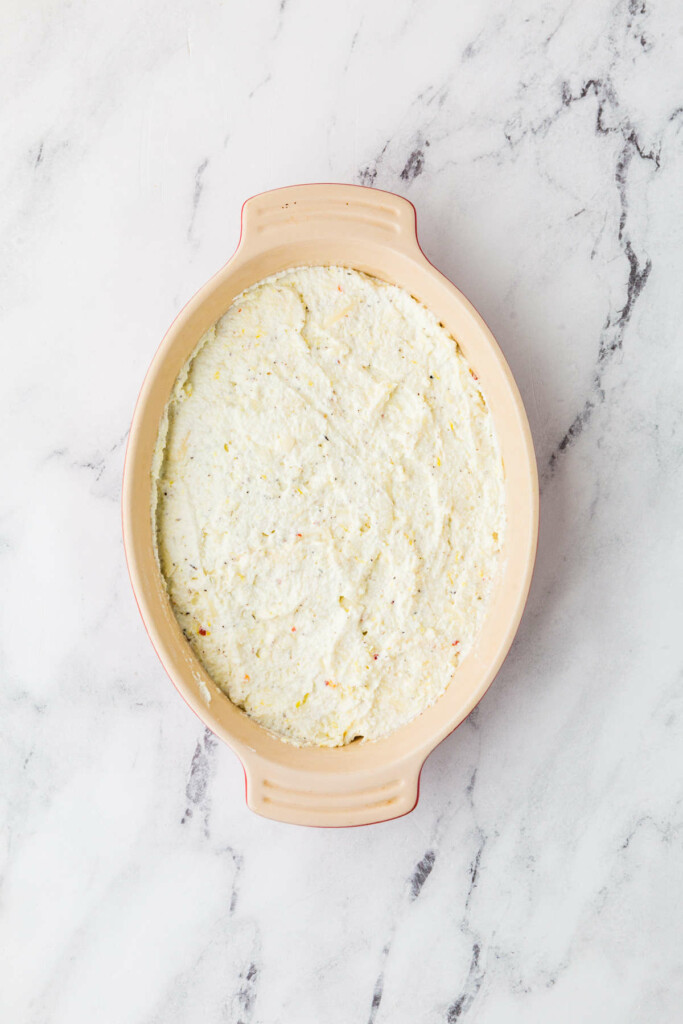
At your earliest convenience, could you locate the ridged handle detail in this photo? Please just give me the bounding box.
[238,184,420,259]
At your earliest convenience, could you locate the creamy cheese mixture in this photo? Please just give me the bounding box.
[153,266,505,746]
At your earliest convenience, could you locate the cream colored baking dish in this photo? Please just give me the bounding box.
[122,183,538,827]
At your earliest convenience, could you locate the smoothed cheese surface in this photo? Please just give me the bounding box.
[153,266,505,746]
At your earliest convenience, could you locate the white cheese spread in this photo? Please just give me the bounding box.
[153,266,505,746]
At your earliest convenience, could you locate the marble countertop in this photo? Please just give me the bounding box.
[2,0,682,1020]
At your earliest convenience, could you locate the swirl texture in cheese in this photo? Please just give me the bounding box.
[153,266,505,746]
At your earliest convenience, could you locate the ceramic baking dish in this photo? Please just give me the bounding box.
[122,183,538,827]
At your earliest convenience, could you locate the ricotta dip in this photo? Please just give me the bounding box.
[153,266,505,746]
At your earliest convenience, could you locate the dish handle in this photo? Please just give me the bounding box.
[240,748,425,827]
[237,183,422,261]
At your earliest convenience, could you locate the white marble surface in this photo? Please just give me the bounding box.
[2,0,682,1020]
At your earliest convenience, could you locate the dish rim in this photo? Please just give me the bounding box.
[122,183,539,826]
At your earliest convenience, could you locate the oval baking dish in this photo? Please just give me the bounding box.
[122,183,538,827]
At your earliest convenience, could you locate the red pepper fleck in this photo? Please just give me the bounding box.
[452,640,459,646]
[337,285,342,292]
[238,307,242,312]
[373,654,379,660]
[296,532,303,538]
[469,368,479,380]
[325,679,337,687]
[291,626,296,632]
[198,628,207,636]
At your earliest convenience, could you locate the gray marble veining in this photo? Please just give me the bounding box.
[1,0,682,1021]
